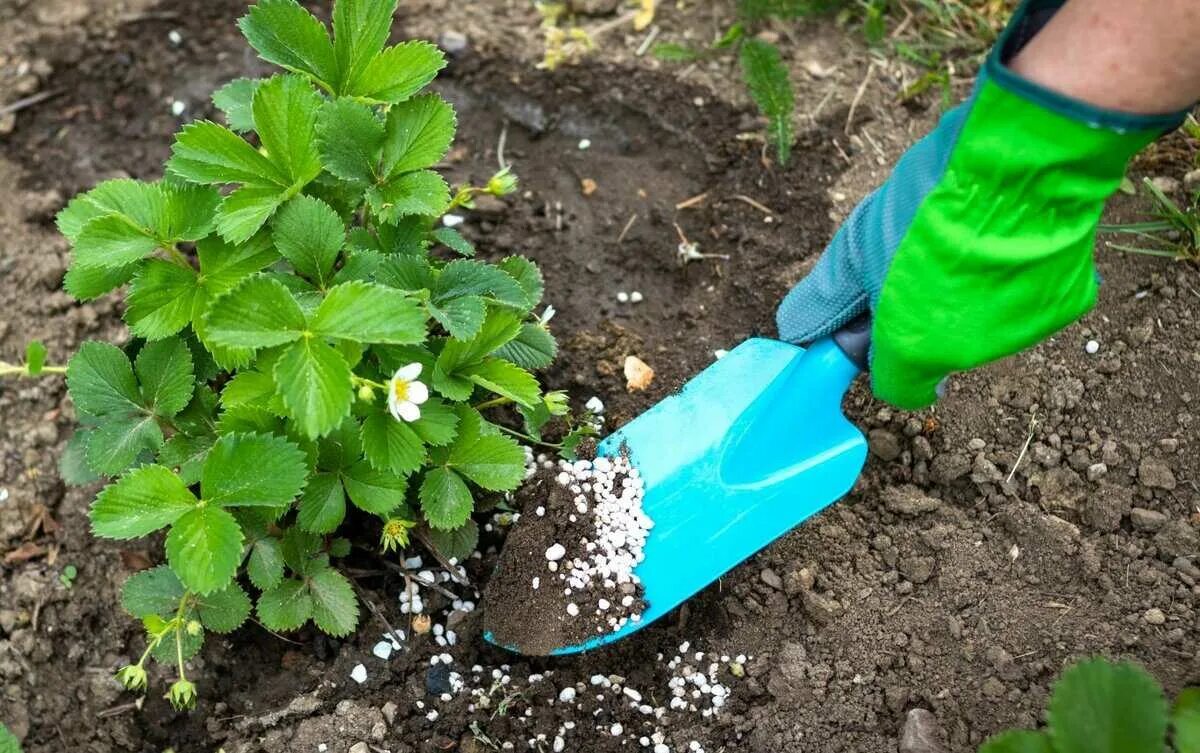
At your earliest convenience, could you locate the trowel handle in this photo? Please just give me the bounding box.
[830,312,872,372]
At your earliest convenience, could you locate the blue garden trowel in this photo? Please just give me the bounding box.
[487,315,872,655]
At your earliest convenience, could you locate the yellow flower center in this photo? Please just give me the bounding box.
[393,379,410,402]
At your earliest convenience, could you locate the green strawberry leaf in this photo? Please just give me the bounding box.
[331,0,397,94]
[419,467,473,531]
[212,77,261,132]
[216,184,289,244]
[257,578,313,632]
[1173,688,1200,753]
[308,281,427,344]
[274,338,354,439]
[465,358,540,408]
[380,93,456,178]
[448,431,525,492]
[351,40,445,104]
[361,413,426,476]
[204,275,306,350]
[125,260,200,339]
[341,460,407,516]
[432,226,475,257]
[67,341,142,417]
[1047,658,1168,753]
[272,195,345,288]
[91,465,196,539]
[201,432,308,508]
[135,337,195,418]
[166,506,244,595]
[251,74,323,187]
[121,565,185,618]
[367,170,450,224]
[410,398,459,446]
[307,567,358,636]
[316,98,385,183]
[238,0,337,89]
[297,472,346,533]
[85,413,164,476]
[196,581,253,633]
[247,537,286,592]
[493,324,557,370]
[167,120,288,187]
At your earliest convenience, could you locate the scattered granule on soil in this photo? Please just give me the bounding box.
[483,453,653,654]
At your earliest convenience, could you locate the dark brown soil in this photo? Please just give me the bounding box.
[1,1,1198,752]
[483,464,648,655]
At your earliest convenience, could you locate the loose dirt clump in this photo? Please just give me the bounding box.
[484,453,650,654]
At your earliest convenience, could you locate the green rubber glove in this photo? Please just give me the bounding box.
[776,0,1189,409]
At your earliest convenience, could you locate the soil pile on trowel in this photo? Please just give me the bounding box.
[484,447,652,654]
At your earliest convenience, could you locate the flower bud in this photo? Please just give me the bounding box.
[167,678,197,710]
[186,619,203,637]
[486,167,519,197]
[380,517,417,553]
[357,384,375,402]
[115,664,148,692]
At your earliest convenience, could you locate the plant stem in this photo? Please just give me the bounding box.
[173,593,191,681]
[352,375,388,390]
[0,362,67,377]
[474,396,513,411]
[496,424,560,449]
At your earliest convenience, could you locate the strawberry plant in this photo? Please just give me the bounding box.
[30,0,573,708]
[979,658,1199,753]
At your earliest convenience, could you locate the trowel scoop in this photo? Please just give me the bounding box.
[486,316,872,654]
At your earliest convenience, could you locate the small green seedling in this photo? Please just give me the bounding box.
[1103,177,1200,262]
[979,657,1200,753]
[651,1,801,165]
[59,564,78,589]
[0,340,64,378]
[1,0,583,709]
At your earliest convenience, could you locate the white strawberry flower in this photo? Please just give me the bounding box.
[388,363,429,422]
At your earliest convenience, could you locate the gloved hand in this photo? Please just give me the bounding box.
[777,0,1188,409]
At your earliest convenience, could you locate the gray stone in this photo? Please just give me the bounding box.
[1086,462,1108,482]
[930,453,971,485]
[1130,507,1168,532]
[1083,484,1131,532]
[438,30,469,56]
[869,429,903,462]
[760,568,783,591]
[1138,457,1177,490]
[882,485,941,516]
[1142,608,1166,625]
[1155,520,1199,560]
[801,591,842,624]
[899,708,945,753]
[899,556,935,585]
[349,743,370,753]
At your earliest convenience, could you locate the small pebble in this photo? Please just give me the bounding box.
[578,138,592,150]
[630,291,644,303]
[170,100,186,116]
[350,664,367,684]
[545,543,567,561]
[617,291,630,303]
[167,29,183,45]
[442,214,465,227]
[1085,339,1100,354]
[372,641,393,660]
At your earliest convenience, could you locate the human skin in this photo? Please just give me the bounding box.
[1010,0,1200,114]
